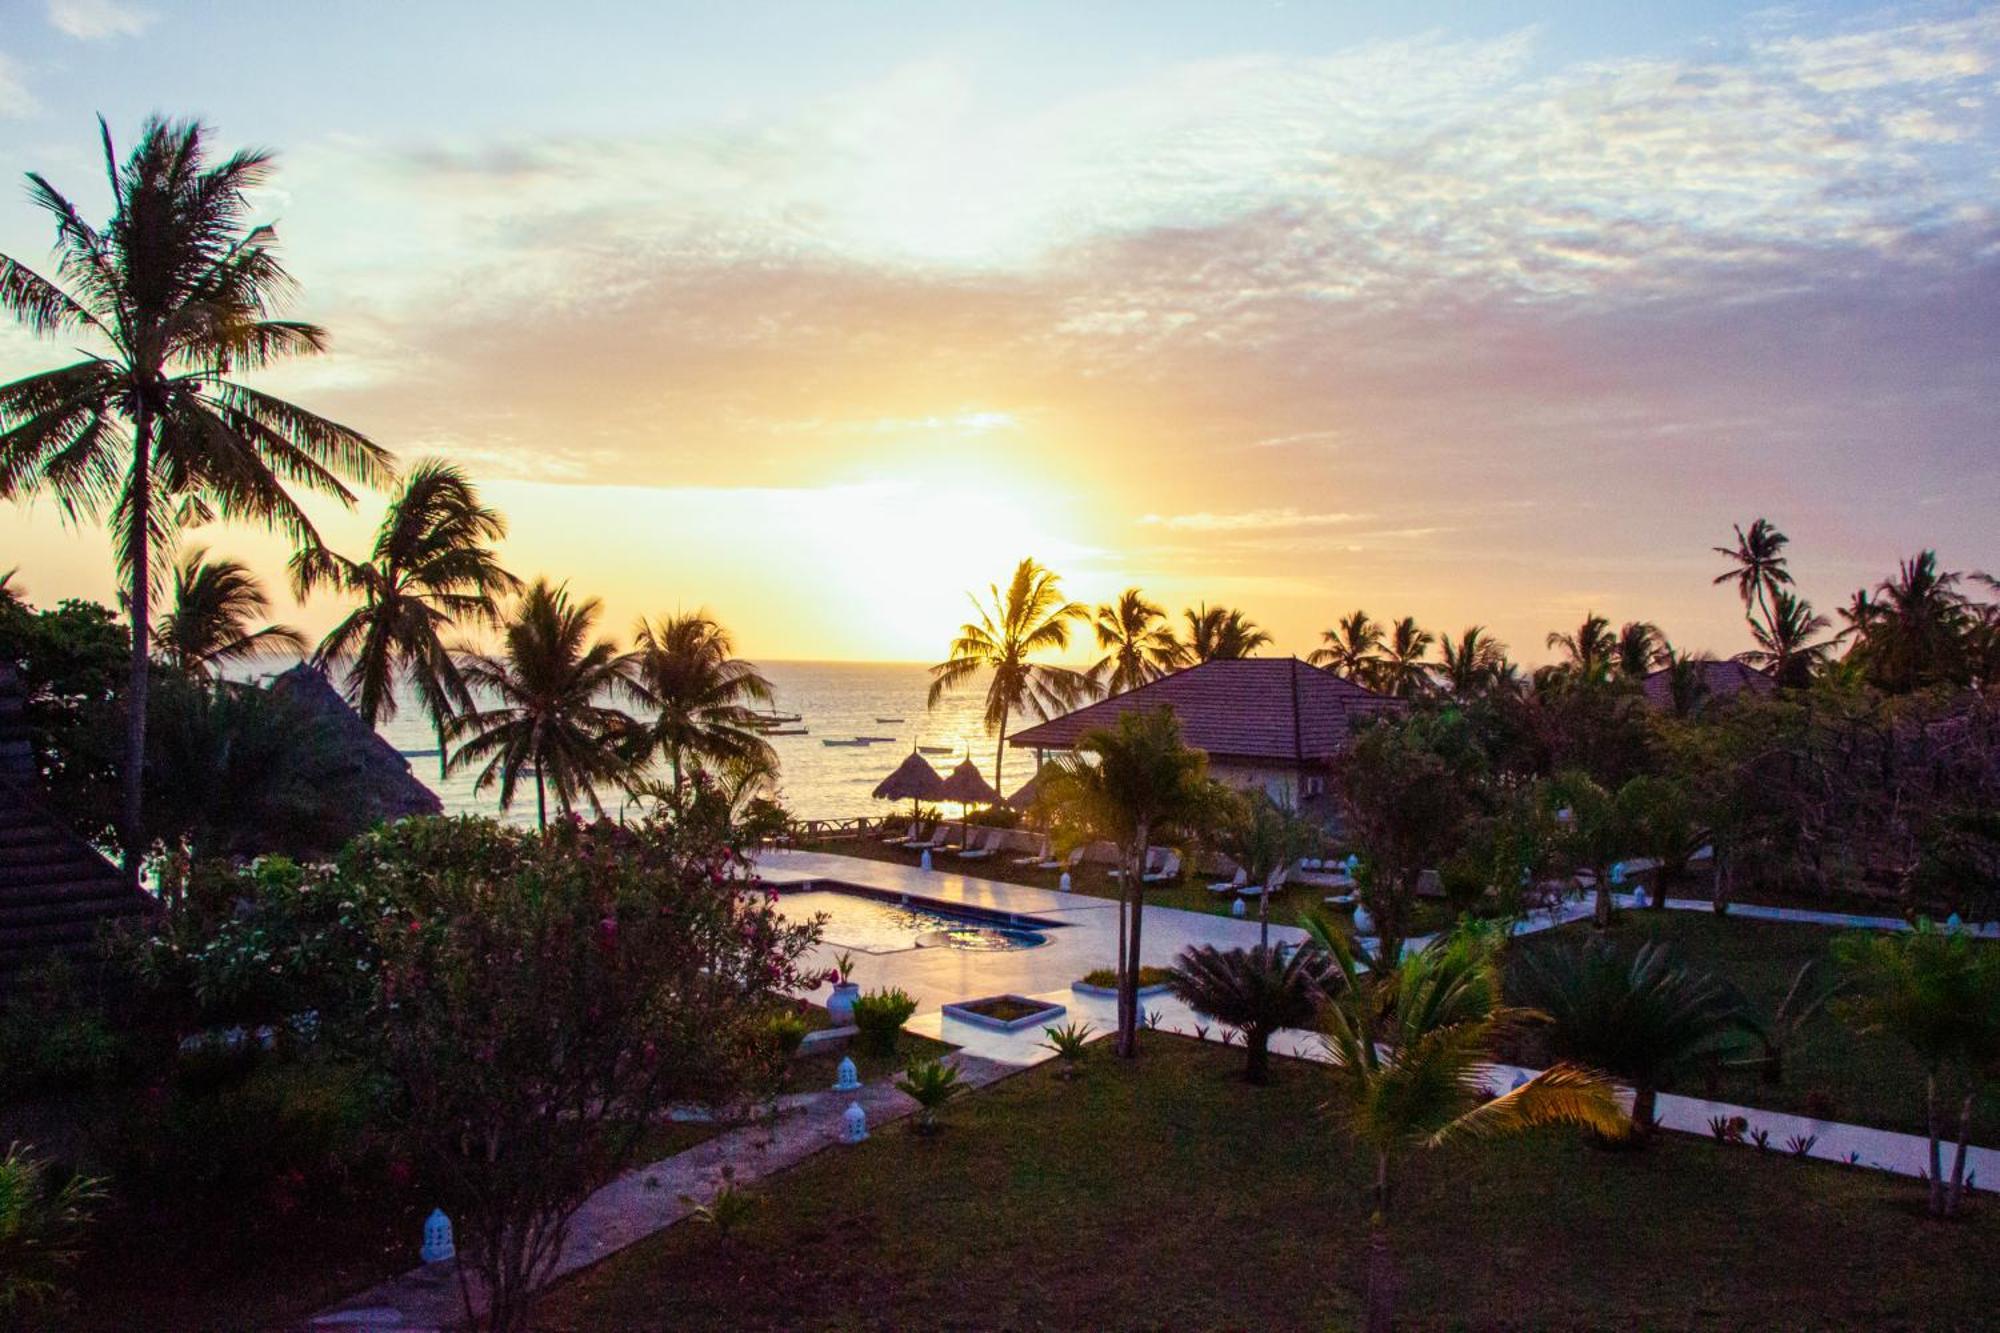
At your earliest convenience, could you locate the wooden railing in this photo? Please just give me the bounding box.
[781,815,886,843]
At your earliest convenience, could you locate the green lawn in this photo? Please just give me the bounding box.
[538,1036,1997,1331]
[1503,910,1999,1140]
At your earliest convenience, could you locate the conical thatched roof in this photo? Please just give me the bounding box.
[872,751,946,802]
[1005,765,1049,811]
[269,665,443,828]
[937,757,999,806]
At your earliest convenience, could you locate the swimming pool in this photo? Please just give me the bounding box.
[777,886,1058,953]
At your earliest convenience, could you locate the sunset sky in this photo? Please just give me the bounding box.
[1,1,1996,664]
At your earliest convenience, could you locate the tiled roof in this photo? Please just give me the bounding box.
[1640,657,1776,710]
[1008,658,1400,764]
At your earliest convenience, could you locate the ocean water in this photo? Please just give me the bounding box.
[353,660,1017,825]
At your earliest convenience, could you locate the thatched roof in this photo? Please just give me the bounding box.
[872,751,946,802]
[937,757,999,806]
[269,665,443,827]
[1005,766,1050,811]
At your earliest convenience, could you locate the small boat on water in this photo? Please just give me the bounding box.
[764,727,808,736]
[398,747,442,758]
[822,738,870,748]
[874,716,905,723]
[857,735,897,743]
[917,745,952,755]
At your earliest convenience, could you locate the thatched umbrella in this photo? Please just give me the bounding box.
[872,750,947,828]
[938,757,1000,844]
[268,664,444,832]
[1005,766,1047,815]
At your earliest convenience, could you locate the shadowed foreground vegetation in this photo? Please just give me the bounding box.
[539,1038,1998,1331]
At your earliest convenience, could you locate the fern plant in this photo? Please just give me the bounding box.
[0,1142,105,1316]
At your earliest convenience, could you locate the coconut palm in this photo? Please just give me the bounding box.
[0,117,390,874]
[448,580,634,829]
[1041,707,1225,1057]
[1847,551,1971,693]
[1656,647,1716,717]
[1221,787,1314,949]
[1167,942,1328,1084]
[1307,919,1625,1333]
[1374,616,1433,699]
[1741,589,1830,689]
[1541,769,1626,926]
[1614,621,1665,680]
[1546,613,1616,685]
[1512,935,1751,1140]
[1182,604,1271,662]
[1437,626,1506,697]
[622,612,775,791]
[1309,609,1383,684]
[1089,588,1184,694]
[151,547,304,679]
[927,558,1089,798]
[1712,518,1793,627]
[293,460,518,773]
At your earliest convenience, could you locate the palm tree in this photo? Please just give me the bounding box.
[1166,943,1327,1084]
[293,460,518,773]
[1088,588,1183,694]
[448,580,634,829]
[1308,919,1625,1333]
[1308,609,1383,684]
[151,547,304,679]
[1712,518,1793,627]
[1614,621,1664,680]
[1546,613,1616,685]
[1542,769,1626,926]
[1437,626,1506,697]
[1221,787,1313,949]
[1041,707,1223,1056]
[0,117,389,874]
[1656,647,1716,717]
[1741,589,1830,689]
[1182,604,1271,662]
[1847,551,1971,693]
[1512,935,1751,1139]
[622,612,775,791]
[927,558,1089,798]
[1374,616,1433,699]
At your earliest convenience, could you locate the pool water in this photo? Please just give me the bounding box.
[777,889,1051,953]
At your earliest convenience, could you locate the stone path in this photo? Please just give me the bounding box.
[312,1052,1019,1330]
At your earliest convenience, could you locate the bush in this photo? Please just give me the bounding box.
[0,1141,106,1317]
[0,955,123,1099]
[1080,966,1172,990]
[1167,944,1329,1084]
[894,1058,965,1134]
[765,1009,811,1059]
[965,806,1022,830]
[852,987,918,1057]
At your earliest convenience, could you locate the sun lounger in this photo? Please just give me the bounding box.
[1037,846,1083,873]
[895,822,937,849]
[1141,849,1182,884]
[1207,868,1249,895]
[956,828,1000,861]
[1012,835,1051,867]
[1237,865,1292,899]
[908,826,953,854]
[878,820,917,843]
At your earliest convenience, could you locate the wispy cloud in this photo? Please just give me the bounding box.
[45,0,155,40]
[0,53,35,118]
[1141,508,1362,532]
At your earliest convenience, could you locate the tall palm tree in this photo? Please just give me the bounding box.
[1546,613,1616,685]
[1182,604,1271,662]
[1712,518,1793,627]
[621,611,775,791]
[1307,918,1625,1333]
[1848,551,1971,693]
[1309,609,1383,684]
[293,460,518,775]
[1437,626,1506,696]
[1741,589,1830,689]
[1614,620,1665,680]
[0,117,389,875]
[927,558,1089,798]
[448,580,634,829]
[1373,616,1434,699]
[151,546,304,679]
[1089,588,1183,694]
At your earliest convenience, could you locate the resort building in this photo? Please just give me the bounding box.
[1008,657,1400,818]
[1639,657,1776,711]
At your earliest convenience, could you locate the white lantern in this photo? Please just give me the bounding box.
[421,1208,455,1264]
[842,1102,869,1143]
[833,1056,861,1092]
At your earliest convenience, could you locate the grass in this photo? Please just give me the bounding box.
[782,1030,956,1096]
[537,1035,1999,1331]
[1503,910,2000,1139]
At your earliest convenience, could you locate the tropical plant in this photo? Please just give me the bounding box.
[1713,518,1794,628]
[1834,922,2000,1217]
[1511,935,1751,1139]
[1374,616,1434,699]
[448,580,635,829]
[1309,608,1383,684]
[1166,943,1328,1084]
[1742,589,1830,689]
[1615,774,1704,911]
[1040,707,1227,1056]
[1089,588,1183,694]
[928,558,1088,797]
[151,546,304,678]
[1541,769,1627,927]
[1656,647,1717,717]
[679,1170,755,1242]
[1310,920,1625,1333]
[0,1141,106,1317]
[292,459,517,774]
[1546,613,1617,685]
[1182,603,1271,662]
[1737,958,1841,1087]
[1333,721,1472,960]
[852,987,918,1057]
[1614,621,1665,680]
[0,116,390,875]
[1220,787,1314,949]
[1437,625,1507,696]
[1038,1021,1093,1078]
[622,612,774,791]
[1845,551,1972,693]
[895,1057,966,1134]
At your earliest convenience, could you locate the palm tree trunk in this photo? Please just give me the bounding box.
[120,408,154,885]
[1594,864,1612,928]
[535,766,548,832]
[1364,1160,1394,1333]
[1926,1073,1945,1217]
[1258,872,1270,952]
[1118,827,1149,1058]
[436,716,448,781]
[993,710,1009,802]
[1946,1091,1974,1217]
[1632,1081,1657,1141]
